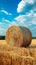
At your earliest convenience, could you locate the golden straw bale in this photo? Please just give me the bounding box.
[0,49,36,65]
[6,26,24,47]
[21,56,36,65]
[20,26,32,47]
[0,44,30,56]
[28,48,36,59]
[11,53,36,65]
[0,51,11,65]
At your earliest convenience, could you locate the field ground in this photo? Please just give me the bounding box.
[0,39,36,47]
[30,39,36,47]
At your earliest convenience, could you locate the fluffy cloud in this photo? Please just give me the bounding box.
[15,9,36,25]
[0,18,18,35]
[22,0,34,4]
[1,17,11,24]
[15,15,26,23]
[15,15,29,26]
[15,8,36,37]
[17,1,25,13]
[17,0,35,13]
[0,9,12,15]
[0,19,11,35]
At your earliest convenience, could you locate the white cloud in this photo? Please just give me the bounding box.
[0,28,5,31]
[0,18,11,35]
[15,15,26,23]
[25,10,36,25]
[26,9,36,16]
[22,0,34,4]
[4,19,11,23]
[0,18,18,35]
[26,10,34,16]
[15,15,27,25]
[2,17,11,23]
[15,8,36,26]
[15,8,36,37]
[0,18,11,34]
[17,0,34,13]
[0,9,12,15]
[32,20,36,24]
[17,1,25,13]
[15,15,28,26]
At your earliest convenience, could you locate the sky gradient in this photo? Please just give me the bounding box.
[0,0,36,37]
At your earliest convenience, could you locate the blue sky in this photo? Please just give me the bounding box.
[0,0,36,37]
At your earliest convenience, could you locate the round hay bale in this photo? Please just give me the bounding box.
[29,48,36,59]
[5,26,24,47]
[20,26,32,47]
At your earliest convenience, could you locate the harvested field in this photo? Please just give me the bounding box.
[30,39,36,47]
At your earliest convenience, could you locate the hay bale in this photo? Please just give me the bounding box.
[21,56,36,65]
[11,53,36,65]
[11,53,21,65]
[5,26,24,47]
[20,26,32,47]
[0,44,30,56]
[0,51,11,65]
[0,51,36,65]
[28,48,36,59]
[15,47,30,56]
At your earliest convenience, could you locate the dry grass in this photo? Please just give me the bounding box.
[30,39,36,47]
[0,39,36,47]
[0,40,6,45]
